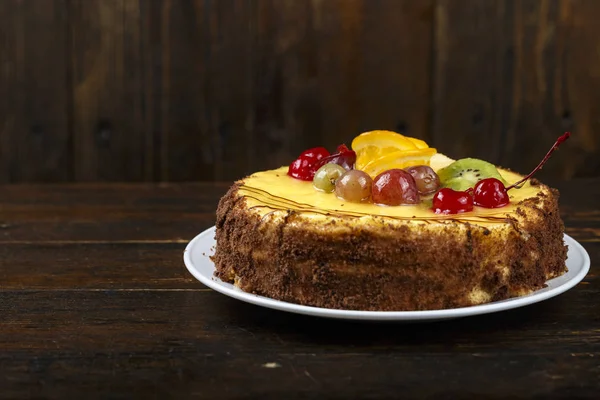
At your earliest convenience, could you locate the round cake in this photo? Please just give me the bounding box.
[213,133,568,311]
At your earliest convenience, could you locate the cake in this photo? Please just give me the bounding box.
[213,132,569,311]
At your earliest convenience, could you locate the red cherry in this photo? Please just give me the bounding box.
[287,147,330,180]
[300,147,330,161]
[430,132,570,213]
[336,144,351,153]
[473,178,509,208]
[288,157,311,180]
[432,188,474,214]
[470,132,571,207]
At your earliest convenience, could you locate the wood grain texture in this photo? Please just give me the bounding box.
[432,0,600,180]
[70,0,149,181]
[564,0,600,177]
[0,180,598,398]
[150,0,261,181]
[432,0,512,163]
[2,0,600,182]
[0,289,598,398]
[0,182,227,241]
[0,0,70,183]
[146,0,434,182]
[0,243,199,289]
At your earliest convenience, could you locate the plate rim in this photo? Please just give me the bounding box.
[183,226,591,321]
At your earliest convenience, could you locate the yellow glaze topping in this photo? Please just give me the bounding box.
[238,154,546,225]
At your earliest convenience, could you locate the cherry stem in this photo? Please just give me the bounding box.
[314,144,356,169]
[506,132,571,191]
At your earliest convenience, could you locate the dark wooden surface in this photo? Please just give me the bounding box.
[0,180,597,399]
[1,0,600,183]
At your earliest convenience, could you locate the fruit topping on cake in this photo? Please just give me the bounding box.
[372,169,420,206]
[316,144,357,171]
[287,145,356,181]
[353,130,436,176]
[287,147,330,180]
[433,132,570,213]
[334,170,373,203]
[437,158,507,192]
[215,129,570,311]
[287,130,570,215]
[404,165,440,195]
[313,163,346,193]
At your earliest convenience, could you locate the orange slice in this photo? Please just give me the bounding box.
[352,130,434,171]
[362,148,437,177]
[352,130,418,170]
[407,137,429,149]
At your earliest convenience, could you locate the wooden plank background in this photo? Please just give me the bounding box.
[0,0,599,183]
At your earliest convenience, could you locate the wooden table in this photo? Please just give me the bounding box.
[0,180,598,398]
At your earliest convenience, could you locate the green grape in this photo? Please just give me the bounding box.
[313,163,346,193]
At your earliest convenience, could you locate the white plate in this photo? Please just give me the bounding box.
[183,226,590,322]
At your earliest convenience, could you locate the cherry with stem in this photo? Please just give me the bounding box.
[506,132,571,190]
[436,132,571,213]
[473,132,571,208]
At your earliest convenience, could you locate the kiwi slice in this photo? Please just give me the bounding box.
[437,158,506,191]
